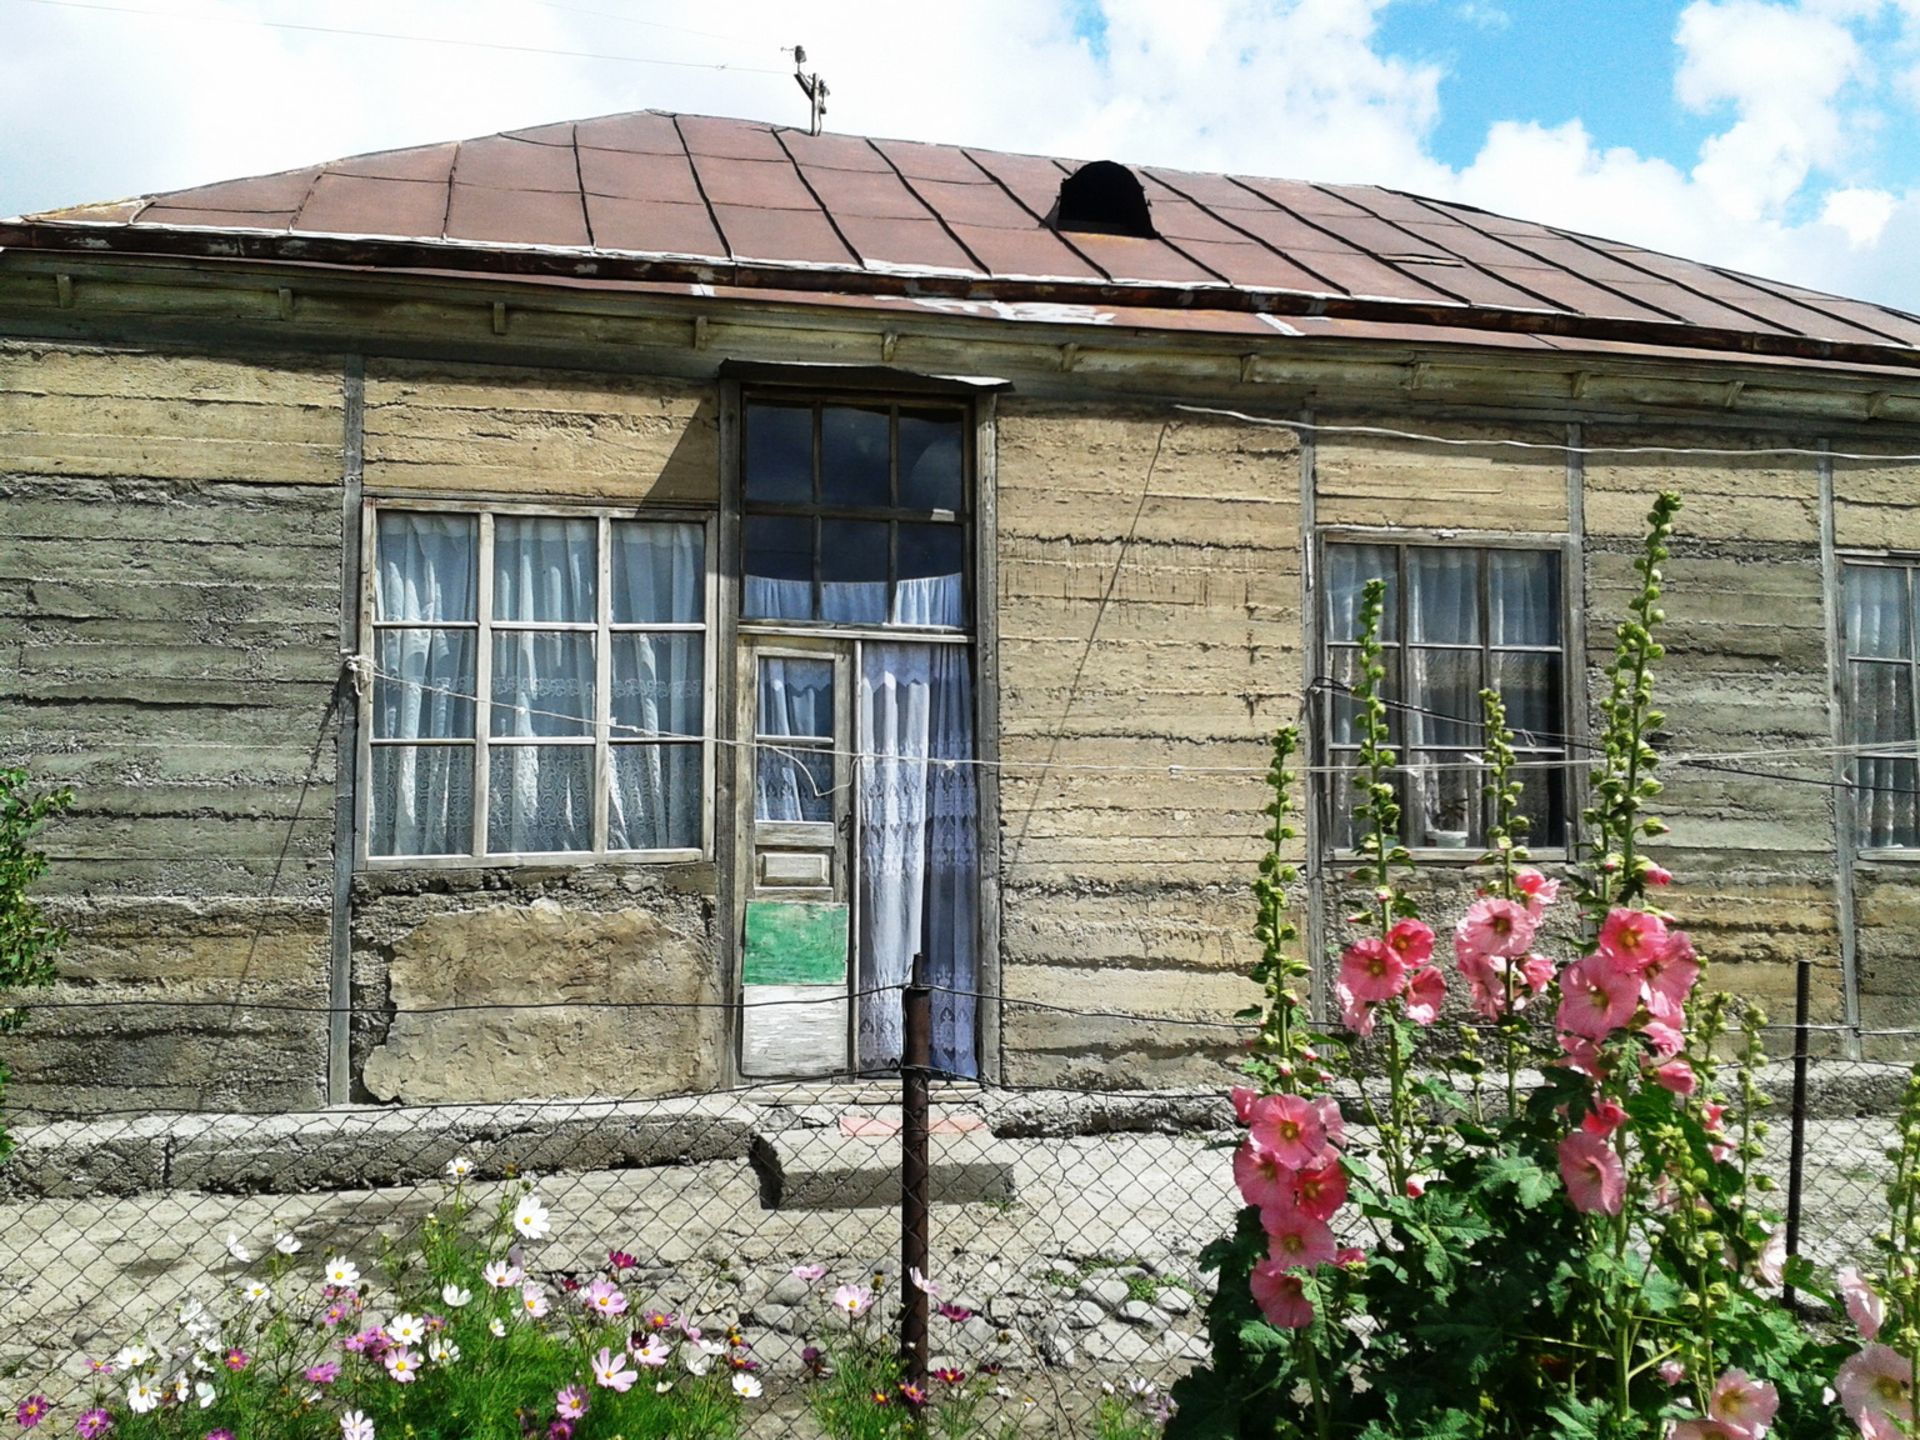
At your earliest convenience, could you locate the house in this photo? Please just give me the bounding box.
[2,109,1916,1116]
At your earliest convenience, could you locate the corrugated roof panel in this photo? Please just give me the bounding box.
[583,195,725,258]
[447,184,588,248]
[453,135,581,194]
[690,155,820,212]
[577,148,703,206]
[296,173,448,237]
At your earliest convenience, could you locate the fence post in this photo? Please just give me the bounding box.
[1783,953,1813,1309]
[901,950,932,1385]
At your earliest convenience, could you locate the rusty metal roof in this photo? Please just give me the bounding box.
[9,108,1920,373]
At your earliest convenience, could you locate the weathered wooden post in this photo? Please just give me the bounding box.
[901,949,932,1384]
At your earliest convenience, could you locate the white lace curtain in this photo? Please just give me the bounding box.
[1845,565,1920,848]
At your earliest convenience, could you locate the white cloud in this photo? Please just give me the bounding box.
[3,0,1920,311]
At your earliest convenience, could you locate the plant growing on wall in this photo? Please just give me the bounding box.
[1170,493,1846,1438]
[0,765,73,1162]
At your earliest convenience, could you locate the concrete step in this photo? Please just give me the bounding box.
[750,1124,1018,1209]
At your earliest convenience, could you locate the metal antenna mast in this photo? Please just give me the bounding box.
[791,43,828,135]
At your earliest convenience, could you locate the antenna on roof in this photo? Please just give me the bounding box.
[789,43,829,136]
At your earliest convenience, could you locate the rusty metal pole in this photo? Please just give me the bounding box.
[901,949,932,1385]
[1783,953,1813,1309]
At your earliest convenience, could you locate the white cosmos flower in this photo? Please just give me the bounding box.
[387,1314,426,1346]
[341,1409,375,1440]
[512,1196,551,1240]
[323,1257,361,1289]
[654,1381,673,1395]
[172,1376,189,1403]
[273,1233,302,1255]
[177,1299,215,1335]
[224,1233,252,1263]
[240,1279,272,1304]
[488,1318,507,1338]
[731,1373,763,1399]
[446,1156,474,1180]
[441,1283,472,1308]
[195,1381,216,1409]
[482,1260,523,1289]
[116,1341,155,1370]
[428,1337,459,1365]
[127,1379,162,1414]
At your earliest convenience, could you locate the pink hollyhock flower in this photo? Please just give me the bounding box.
[1291,1159,1348,1221]
[1261,1206,1337,1270]
[1404,966,1445,1026]
[1559,1033,1613,1081]
[1557,956,1640,1039]
[1653,1060,1697,1096]
[1457,897,1537,959]
[1514,869,1560,915]
[1558,1130,1625,1215]
[1314,1096,1346,1152]
[1456,946,1503,1019]
[1339,938,1407,1004]
[1660,1360,1687,1386]
[1230,1087,1259,1124]
[1839,1267,1886,1340]
[1754,1227,1786,1287]
[556,1387,589,1421]
[1708,1369,1778,1438]
[1335,1247,1366,1268]
[1837,1345,1914,1431]
[1644,862,1674,886]
[1385,919,1435,968]
[1519,953,1556,994]
[1248,1094,1329,1170]
[1644,938,1701,1023]
[1642,1018,1685,1059]
[1337,982,1377,1038]
[1233,1139,1294,1210]
[1598,908,1669,973]
[1580,1097,1627,1138]
[1405,1174,1430,1199]
[1249,1259,1313,1329]
[1668,1424,1736,1440]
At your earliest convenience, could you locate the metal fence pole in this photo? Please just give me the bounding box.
[1783,953,1813,1309]
[901,950,932,1385]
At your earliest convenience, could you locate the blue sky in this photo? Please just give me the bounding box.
[2,0,1919,307]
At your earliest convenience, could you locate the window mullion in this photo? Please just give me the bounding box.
[474,514,494,860]
[594,513,612,856]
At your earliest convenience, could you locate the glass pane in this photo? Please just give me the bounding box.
[744,514,814,621]
[899,409,965,511]
[758,657,834,739]
[1405,647,1480,749]
[1512,758,1568,848]
[1849,660,1916,847]
[1327,761,1402,852]
[896,524,965,625]
[487,744,592,853]
[1851,660,1915,745]
[821,405,892,507]
[1490,550,1560,646]
[745,403,813,503]
[756,747,835,823]
[610,743,703,851]
[1326,544,1397,642]
[1847,564,1910,659]
[372,629,475,740]
[1490,651,1561,745]
[1857,755,1920,849]
[1328,646,1397,746]
[612,521,704,624]
[1407,548,1480,644]
[493,516,597,624]
[820,519,889,624]
[375,512,475,623]
[1407,750,1480,848]
[612,633,705,739]
[370,745,473,856]
[491,631,595,738]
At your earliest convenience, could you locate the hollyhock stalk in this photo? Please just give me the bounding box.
[1476,685,1532,1116]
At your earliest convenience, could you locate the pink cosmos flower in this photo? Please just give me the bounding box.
[1385,919,1435,968]
[790,1263,828,1283]
[1337,982,1377,1037]
[520,1284,551,1319]
[1457,897,1537,959]
[1558,1130,1625,1215]
[1339,938,1407,1004]
[936,1301,972,1322]
[1708,1369,1778,1439]
[1404,966,1445,1026]
[591,1347,637,1393]
[1249,1258,1313,1329]
[1557,956,1640,1040]
[1232,1139,1294,1210]
[304,1362,341,1385]
[1261,1206,1337,1270]
[1248,1094,1329,1170]
[1598,908,1669,973]
[583,1279,628,1319]
[1580,1098,1627,1137]
[1290,1159,1348,1222]
[607,1250,638,1272]
[1653,1060,1697,1096]
[1837,1345,1914,1431]
[1839,1266,1886,1340]
[556,1386,589,1421]
[382,1348,421,1384]
[1230,1087,1259,1124]
[1514,869,1560,915]
[75,1413,113,1440]
[223,1349,249,1372]
[15,1396,50,1430]
[831,1284,874,1318]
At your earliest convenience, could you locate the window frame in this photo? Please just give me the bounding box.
[1316,528,1580,861]
[739,393,974,637]
[1839,551,1920,860]
[355,498,718,870]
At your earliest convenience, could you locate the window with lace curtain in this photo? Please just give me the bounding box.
[1842,560,1920,850]
[363,506,710,862]
[1323,540,1569,852]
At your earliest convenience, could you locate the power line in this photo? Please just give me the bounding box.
[7,0,790,74]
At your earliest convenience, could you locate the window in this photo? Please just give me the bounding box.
[742,399,968,628]
[365,507,709,861]
[1843,560,1920,849]
[1323,541,1568,851]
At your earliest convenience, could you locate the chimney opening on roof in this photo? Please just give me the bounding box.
[1052,160,1156,238]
